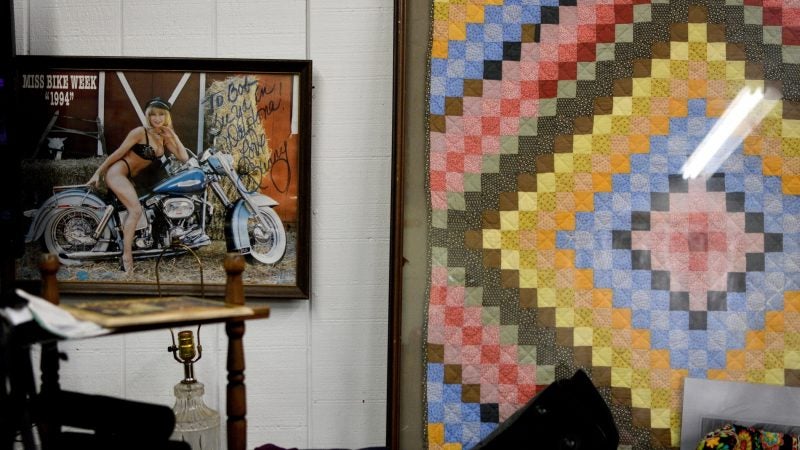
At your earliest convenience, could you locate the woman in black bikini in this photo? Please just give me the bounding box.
[88,97,189,274]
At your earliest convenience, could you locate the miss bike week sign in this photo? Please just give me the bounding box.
[18,70,101,159]
[21,72,99,106]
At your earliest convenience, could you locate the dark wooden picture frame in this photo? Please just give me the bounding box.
[388,0,429,448]
[12,56,311,299]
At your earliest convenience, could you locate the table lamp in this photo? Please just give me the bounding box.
[168,326,220,450]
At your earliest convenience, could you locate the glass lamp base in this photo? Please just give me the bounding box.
[171,381,220,450]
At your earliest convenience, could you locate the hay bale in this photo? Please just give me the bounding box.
[21,157,105,208]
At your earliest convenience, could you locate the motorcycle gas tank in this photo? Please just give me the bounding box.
[151,168,207,194]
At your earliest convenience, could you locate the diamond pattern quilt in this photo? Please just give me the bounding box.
[423,0,800,448]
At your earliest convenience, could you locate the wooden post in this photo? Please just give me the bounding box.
[224,253,247,450]
[39,254,60,306]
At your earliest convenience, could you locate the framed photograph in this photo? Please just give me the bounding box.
[12,56,311,299]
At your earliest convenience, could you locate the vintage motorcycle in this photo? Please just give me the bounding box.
[24,130,287,266]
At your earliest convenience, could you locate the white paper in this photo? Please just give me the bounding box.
[9,289,110,339]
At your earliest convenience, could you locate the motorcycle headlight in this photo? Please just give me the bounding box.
[162,198,195,219]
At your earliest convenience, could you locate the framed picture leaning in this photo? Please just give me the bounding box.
[12,56,311,299]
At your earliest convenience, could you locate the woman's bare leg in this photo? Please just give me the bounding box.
[104,161,140,273]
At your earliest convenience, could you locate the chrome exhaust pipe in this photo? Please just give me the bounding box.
[63,242,211,261]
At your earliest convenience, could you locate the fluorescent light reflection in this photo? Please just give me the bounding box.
[681,85,776,180]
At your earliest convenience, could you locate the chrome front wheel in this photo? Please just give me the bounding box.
[246,207,286,264]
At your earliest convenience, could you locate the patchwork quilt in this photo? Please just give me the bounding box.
[423,0,800,448]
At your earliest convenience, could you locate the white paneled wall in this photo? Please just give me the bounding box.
[12,0,394,448]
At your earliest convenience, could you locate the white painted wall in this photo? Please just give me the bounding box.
[12,1,394,448]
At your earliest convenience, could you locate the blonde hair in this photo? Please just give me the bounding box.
[145,104,172,128]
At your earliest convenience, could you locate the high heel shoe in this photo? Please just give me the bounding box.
[120,256,133,274]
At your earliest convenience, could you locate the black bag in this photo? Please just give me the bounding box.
[473,369,619,450]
